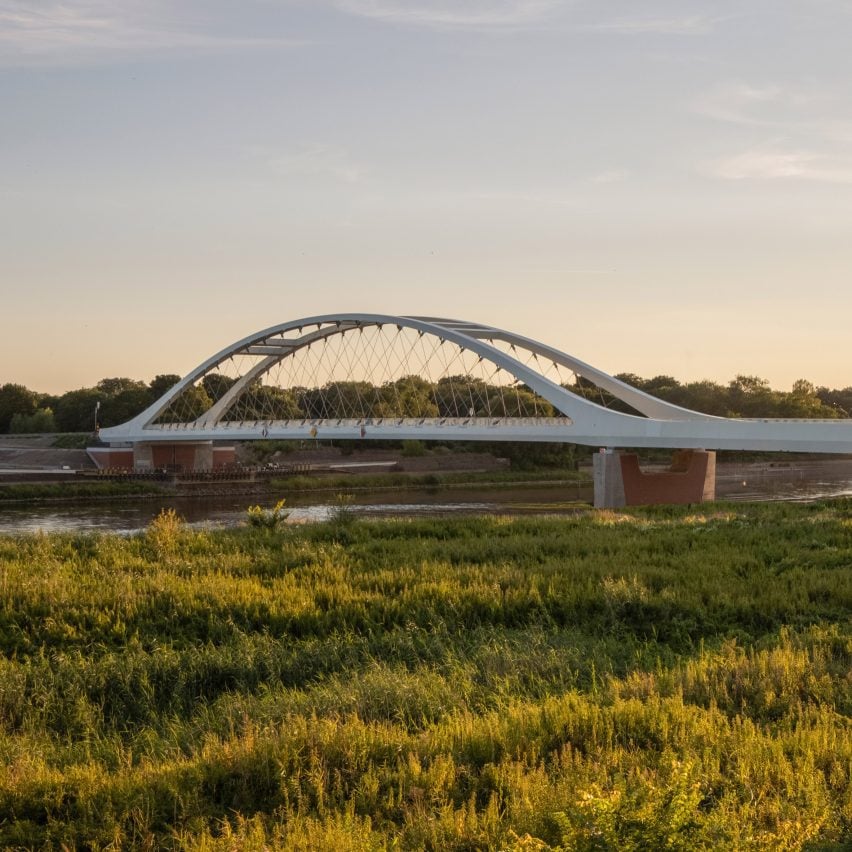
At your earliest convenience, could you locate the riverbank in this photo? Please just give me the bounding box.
[0,504,848,849]
[0,467,589,506]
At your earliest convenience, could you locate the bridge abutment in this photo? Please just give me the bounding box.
[594,449,716,508]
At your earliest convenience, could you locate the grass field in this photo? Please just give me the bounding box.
[0,502,849,849]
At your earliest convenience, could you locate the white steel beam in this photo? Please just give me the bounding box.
[98,312,852,454]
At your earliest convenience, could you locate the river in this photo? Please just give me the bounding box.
[2,460,852,535]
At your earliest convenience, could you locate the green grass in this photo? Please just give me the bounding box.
[0,468,586,507]
[50,433,90,449]
[0,480,168,503]
[0,502,849,849]
[270,467,588,493]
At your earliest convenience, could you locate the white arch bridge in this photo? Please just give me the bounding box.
[100,313,852,454]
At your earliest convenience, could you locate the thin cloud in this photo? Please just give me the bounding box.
[333,0,562,30]
[710,147,852,183]
[259,143,366,184]
[0,1,304,66]
[692,83,783,125]
[588,169,629,184]
[586,14,721,35]
[692,82,828,127]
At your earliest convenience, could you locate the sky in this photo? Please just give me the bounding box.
[3,0,852,394]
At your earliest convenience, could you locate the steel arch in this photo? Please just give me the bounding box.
[98,313,852,453]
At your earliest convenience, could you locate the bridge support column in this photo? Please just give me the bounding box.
[593,449,626,508]
[594,449,716,508]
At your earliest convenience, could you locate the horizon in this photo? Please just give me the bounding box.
[4,1,852,393]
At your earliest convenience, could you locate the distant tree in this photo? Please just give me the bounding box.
[777,379,840,419]
[201,374,237,403]
[0,383,39,433]
[237,385,302,421]
[10,408,57,433]
[102,388,152,426]
[376,376,439,418]
[154,383,214,423]
[54,388,105,433]
[301,381,376,420]
[148,374,182,401]
[96,377,146,397]
[727,375,777,417]
[681,380,729,416]
[433,376,492,417]
[817,386,852,417]
[641,375,689,407]
[39,393,60,413]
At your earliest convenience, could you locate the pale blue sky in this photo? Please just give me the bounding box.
[3,1,852,393]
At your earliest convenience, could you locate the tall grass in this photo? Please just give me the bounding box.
[0,501,849,849]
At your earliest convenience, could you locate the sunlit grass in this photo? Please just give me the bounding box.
[0,501,849,849]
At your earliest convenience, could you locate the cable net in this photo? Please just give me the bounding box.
[151,322,626,427]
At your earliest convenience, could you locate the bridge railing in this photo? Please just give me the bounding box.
[144,416,574,432]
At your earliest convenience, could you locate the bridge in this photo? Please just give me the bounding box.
[96,313,852,506]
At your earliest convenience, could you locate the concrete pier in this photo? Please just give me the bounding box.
[594,449,716,508]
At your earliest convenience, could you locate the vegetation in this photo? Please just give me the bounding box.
[606,374,847,419]
[269,467,587,493]
[1,370,850,435]
[8,407,57,433]
[0,502,849,849]
[246,499,290,531]
[0,480,167,503]
[0,469,587,508]
[51,432,92,449]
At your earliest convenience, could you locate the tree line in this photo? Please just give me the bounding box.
[0,375,183,434]
[1,372,851,435]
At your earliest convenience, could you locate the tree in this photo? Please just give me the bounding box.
[201,374,237,403]
[155,384,213,423]
[149,374,182,401]
[9,408,57,433]
[728,375,777,417]
[96,377,146,397]
[376,376,439,418]
[0,383,38,433]
[817,386,852,417]
[777,379,840,419]
[301,381,377,420]
[102,387,152,426]
[681,380,728,416]
[54,388,105,433]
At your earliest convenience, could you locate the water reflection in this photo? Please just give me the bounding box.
[716,460,852,503]
[0,486,588,536]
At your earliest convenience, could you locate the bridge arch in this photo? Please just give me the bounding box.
[99,312,852,454]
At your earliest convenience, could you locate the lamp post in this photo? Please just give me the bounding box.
[94,401,101,436]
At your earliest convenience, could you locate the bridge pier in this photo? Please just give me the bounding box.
[593,449,716,508]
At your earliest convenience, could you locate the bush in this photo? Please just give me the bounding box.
[9,407,57,434]
[246,499,289,531]
[402,440,427,457]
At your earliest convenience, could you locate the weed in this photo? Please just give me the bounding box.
[246,499,290,531]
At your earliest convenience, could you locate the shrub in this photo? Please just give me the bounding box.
[401,440,427,457]
[247,499,290,531]
[145,507,185,556]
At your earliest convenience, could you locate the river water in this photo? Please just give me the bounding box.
[2,460,852,536]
